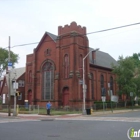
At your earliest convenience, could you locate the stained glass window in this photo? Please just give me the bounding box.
[110,76,113,92]
[42,62,54,100]
[64,54,69,78]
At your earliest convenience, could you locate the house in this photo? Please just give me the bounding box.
[25,21,118,108]
[0,67,25,105]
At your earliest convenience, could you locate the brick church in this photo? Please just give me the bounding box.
[25,22,117,108]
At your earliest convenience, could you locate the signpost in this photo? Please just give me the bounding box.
[111,95,118,103]
[2,94,5,104]
[130,92,133,97]
[13,71,18,116]
[101,96,106,113]
[108,83,113,113]
[13,80,18,116]
[79,80,83,85]
[8,62,12,71]
[130,92,134,110]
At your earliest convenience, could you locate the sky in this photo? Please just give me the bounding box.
[1,0,140,68]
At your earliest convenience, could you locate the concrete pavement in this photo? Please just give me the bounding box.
[0,109,139,120]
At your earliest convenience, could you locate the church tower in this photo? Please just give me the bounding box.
[56,22,90,107]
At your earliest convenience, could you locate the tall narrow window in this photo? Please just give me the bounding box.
[110,76,113,93]
[101,75,104,88]
[42,62,54,100]
[79,54,83,77]
[64,54,69,78]
[79,54,83,99]
[29,70,32,83]
[101,74,104,95]
[91,73,94,99]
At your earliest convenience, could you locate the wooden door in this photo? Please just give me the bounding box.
[63,88,69,106]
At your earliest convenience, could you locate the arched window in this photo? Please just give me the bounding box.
[64,54,69,78]
[91,73,94,99]
[101,74,104,95]
[42,61,54,100]
[79,54,83,99]
[110,76,113,92]
[29,70,32,83]
[79,54,83,77]
[101,74,104,88]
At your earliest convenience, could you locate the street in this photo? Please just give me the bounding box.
[0,111,140,140]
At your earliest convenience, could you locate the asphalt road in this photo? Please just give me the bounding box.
[0,111,140,140]
[101,110,140,118]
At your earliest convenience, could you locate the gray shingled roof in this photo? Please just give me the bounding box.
[89,48,118,69]
[46,32,57,42]
[6,67,25,81]
[6,67,25,96]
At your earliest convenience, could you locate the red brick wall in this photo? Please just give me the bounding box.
[0,73,25,106]
[16,73,25,105]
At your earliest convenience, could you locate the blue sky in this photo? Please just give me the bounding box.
[1,0,140,68]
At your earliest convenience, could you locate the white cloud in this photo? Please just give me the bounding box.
[0,0,140,68]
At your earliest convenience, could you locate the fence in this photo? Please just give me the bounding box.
[93,101,140,111]
[0,101,140,115]
[0,105,40,114]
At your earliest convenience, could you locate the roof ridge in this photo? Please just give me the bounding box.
[45,32,57,42]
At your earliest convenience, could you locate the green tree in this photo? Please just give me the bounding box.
[0,47,18,75]
[130,53,140,67]
[112,56,136,106]
[131,53,140,97]
[133,75,140,96]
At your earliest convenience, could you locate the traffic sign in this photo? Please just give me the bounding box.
[130,92,133,97]
[111,95,118,102]
[79,80,83,84]
[8,62,12,66]
[13,82,19,89]
[108,90,113,96]
[101,96,106,102]
[8,62,12,71]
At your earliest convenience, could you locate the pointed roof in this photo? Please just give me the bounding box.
[46,32,57,42]
[35,32,57,51]
[6,67,25,81]
[5,67,25,96]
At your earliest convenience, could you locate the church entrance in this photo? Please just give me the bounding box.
[62,87,69,106]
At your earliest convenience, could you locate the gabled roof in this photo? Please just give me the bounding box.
[46,32,57,42]
[35,32,57,51]
[6,67,25,81]
[5,67,25,96]
[89,48,118,69]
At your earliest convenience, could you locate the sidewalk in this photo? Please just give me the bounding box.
[90,109,135,116]
[0,109,139,120]
[0,112,82,120]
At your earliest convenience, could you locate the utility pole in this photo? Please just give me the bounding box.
[82,48,99,115]
[13,71,17,116]
[8,36,11,116]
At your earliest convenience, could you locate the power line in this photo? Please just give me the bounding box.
[86,22,140,35]
[3,22,140,49]
[12,42,39,48]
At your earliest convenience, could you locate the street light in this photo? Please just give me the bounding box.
[82,48,99,115]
